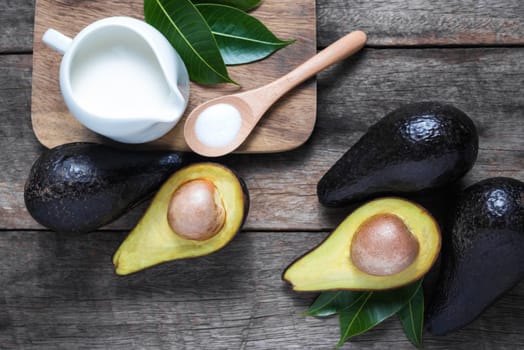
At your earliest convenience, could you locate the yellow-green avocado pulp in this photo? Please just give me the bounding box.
[283,197,441,291]
[113,163,248,275]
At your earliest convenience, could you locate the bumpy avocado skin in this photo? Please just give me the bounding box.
[24,143,193,234]
[317,102,479,207]
[426,177,524,335]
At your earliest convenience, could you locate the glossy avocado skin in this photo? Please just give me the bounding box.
[317,102,479,207]
[24,142,193,234]
[426,177,524,335]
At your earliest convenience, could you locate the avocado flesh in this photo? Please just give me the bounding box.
[427,177,524,335]
[24,142,193,234]
[113,163,249,275]
[317,102,478,207]
[283,198,441,291]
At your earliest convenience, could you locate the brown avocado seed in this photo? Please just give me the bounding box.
[350,213,419,276]
[167,179,226,241]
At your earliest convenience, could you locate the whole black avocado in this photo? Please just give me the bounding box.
[317,102,479,207]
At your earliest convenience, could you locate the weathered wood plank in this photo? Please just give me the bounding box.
[318,0,524,46]
[1,48,523,230]
[0,0,35,53]
[0,54,46,229]
[1,230,524,349]
[2,0,524,53]
[0,54,39,230]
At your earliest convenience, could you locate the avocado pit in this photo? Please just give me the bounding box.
[350,213,419,276]
[167,179,226,241]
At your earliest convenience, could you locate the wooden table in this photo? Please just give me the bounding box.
[1,1,523,348]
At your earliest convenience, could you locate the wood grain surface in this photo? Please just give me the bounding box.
[317,0,524,46]
[0,0,35,53]
[1,0,524,349]
[4,0,524,52]
[30,0,317,152]
[2,230,524,349]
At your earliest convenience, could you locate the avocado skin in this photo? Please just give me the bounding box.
[236,174,251,227]
[24,142,194,234]
[317,102,478,207]
[426,177,524,335]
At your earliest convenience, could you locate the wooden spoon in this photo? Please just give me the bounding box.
[184,30,367,157]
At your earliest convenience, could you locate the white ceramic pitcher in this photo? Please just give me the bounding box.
[43,16,190,144]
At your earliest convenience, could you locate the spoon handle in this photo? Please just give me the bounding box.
[246,30,367,118]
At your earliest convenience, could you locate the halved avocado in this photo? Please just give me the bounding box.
[113,162,249,275]
[283,198,441,291]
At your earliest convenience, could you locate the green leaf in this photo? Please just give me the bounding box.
[399,281,424,349]
[196,4,295,65]
[144,0,236,84]
[304,291,366,317]
[337,280,422,348]
[192,0,262,11]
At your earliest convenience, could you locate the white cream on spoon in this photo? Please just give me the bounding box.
[194,103,242,148]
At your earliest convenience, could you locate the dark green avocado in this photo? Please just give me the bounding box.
[317,102,479,207]
[24,142,194,234]
[426,177,524,335]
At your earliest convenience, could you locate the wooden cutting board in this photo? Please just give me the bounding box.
[31,0,316,152]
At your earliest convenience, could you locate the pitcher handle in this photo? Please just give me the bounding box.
[43,29,73,55]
